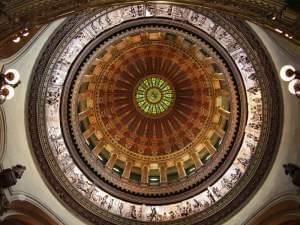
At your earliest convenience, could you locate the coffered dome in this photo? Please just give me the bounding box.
[66,25,241,200]
[28,3,282,225]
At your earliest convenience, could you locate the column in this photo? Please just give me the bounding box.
[215,89,230,97]
[213,73,225,80]
[205,140,217,154]
[141,165,149,184]
[204,57,214,64]
[218,106,230,119]
[82,74,96,82]
[78,109,92,121]
[92,142,103,156]
[78,91,91,100]
[83,126,95,139]
[159,164,167,183]
[213,124,225,137]
[106,152,118,170]
[122,161,133,179]
[176,161,186,178]
[190,152,203,169]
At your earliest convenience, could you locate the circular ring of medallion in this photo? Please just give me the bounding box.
[66,24,242,199]
[28,4,282,225]
[134,76,175,116]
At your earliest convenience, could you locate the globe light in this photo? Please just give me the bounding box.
[22,28,30,37]
[12,36,21,43]
[0,85,15,100]
[288,79,300,95]
[4,69,20,85]
[280,65,296,82]
[0,95,5,104]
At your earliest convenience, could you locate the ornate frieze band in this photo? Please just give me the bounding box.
[1,0,299,46]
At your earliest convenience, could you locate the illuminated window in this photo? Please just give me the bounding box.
[135,76,174,115]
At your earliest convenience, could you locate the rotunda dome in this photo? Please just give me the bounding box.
[28,3,282,225]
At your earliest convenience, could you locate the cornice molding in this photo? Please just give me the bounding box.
[0,0,299,46]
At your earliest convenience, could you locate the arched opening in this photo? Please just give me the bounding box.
[1,200,60,225]
[249,199,300,225]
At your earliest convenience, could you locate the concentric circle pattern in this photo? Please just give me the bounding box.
[67,25,241,198]
[28,3,282,225]
[72,27,235,162]
[135,76,174,116]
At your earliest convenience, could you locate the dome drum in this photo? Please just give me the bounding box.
[65,24,242,201]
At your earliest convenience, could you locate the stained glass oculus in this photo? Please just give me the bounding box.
[135,76,174,115]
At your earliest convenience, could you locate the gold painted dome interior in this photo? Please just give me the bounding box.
[28,4,281,224]
[70,26,239,193]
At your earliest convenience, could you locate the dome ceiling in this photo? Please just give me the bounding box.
[28,3,282,225]
[67,25,241,199]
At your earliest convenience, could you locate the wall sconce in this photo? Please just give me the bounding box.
[280,65,300,97]
[0,69,20,104]
[11,28,30,43]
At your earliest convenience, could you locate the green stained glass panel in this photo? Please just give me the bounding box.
[135,77,174,115]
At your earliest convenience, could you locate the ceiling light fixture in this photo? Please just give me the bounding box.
[22,28,30,37]
[280,65,300,97]
[12,36,21,43]
[12,28,30,43]
[0,68,20,104]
